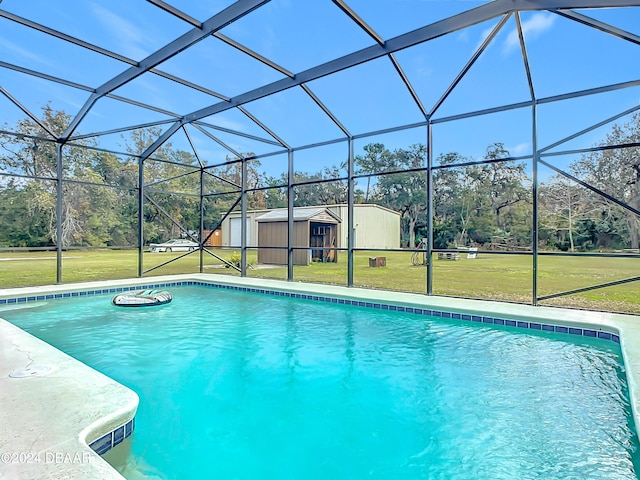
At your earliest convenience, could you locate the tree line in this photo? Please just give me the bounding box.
[1,107,639,251]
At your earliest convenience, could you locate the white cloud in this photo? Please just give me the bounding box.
[0,37,52,67]
[90,3,150,60]
[457,29,470,43]
[507,142,530,156]
[504,13,556,54]
[207,116,250,133]
[475,26,495,51]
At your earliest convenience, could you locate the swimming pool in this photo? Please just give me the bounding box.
[2,281,639,479]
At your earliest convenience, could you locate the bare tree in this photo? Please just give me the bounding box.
[570,114,640,249]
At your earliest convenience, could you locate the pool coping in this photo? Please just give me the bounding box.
[0,317,138,479]
[1,273,640,479]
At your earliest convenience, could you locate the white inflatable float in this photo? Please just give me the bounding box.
[112,289,173,307]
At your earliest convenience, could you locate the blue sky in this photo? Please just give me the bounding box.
[1,1,639,179]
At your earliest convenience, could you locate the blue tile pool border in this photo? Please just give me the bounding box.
[88,418,135,456]
[0,280,621,346]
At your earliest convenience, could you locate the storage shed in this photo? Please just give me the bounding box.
[327,204,400,249]
[256,207,341,266]
[221,204,400,250]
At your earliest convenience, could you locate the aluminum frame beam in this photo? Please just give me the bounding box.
[429,14,511,118]
[554,8,640,46]
[515,13,536,102]
[159,0,631,147]
[0,86,56,139]
[332,0,384,46]
[389,53,429,120]
[62,0,271,140]
[300,84,351,137]
[179,1,517,126]
[237,106,291,149]
[136,0,518,160]
[146,0,202,28]
[3,0,640,308]
[0,9,230,102]
[213,32,294,78]
[192,124,244,159]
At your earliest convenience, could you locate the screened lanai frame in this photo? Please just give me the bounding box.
[1,0,640,308]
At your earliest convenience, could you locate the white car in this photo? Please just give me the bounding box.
[149,239,199,252]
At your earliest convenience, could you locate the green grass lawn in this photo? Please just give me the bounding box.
[1,249,639,314]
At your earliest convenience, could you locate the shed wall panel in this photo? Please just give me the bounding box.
[354,206,401,249]
[257,222,287,265]
[328,205,400,249]
[294,222,310,265]
[257,221,310,265]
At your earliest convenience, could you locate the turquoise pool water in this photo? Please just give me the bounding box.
[2,285,639,479]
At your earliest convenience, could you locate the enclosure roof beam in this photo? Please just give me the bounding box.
[538,158,640,218]
[389,53,428,119]
[202,168,242,190]
[520,0,640,7]
[213,32,294,78]
[553,8,640,46]
[180,0,520,126]
[430,78,640,125]
[300,84,351,137]
[144,169,200,189]
[539,104,640,153]
[69,119,178,141]
[182,126,204,168]
[146,0,202,28]
[116,0,640,162]
[429,14,511,118]
[0,9,229,102]
[183,0,640,124]
[206,32,298,146]
[0,61,94,93]
[193,120,282,146]
[137,122,184,163]
[540,141,640,160]
[331,0,384,46]
[192,124,244,159]
[0,62,232,143]
[0,86,56,139]
[61,0,271,141]
[237,106,291,149]
[332,1,428,120]
[85,95,278,145]
[149,70,229,101]
[103,95,180,118]
[515,13,536,102]
[535,78,640,105]
[0,9,136,65]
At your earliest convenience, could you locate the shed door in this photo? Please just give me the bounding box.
[230,218,251,246]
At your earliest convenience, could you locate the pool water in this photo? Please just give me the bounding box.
[3,285,639,479]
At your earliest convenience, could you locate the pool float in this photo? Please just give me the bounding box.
[112,289,172,307]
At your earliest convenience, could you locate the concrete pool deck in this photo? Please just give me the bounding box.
[1,273,640,479]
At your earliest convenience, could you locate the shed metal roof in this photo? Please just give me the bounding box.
[255,207,341,223]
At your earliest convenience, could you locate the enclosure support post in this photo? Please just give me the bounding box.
[55,143,63,284]
[348,137,355,287]
[199,167,204,273]
[287,149,294,281]
[426,122,433,295]
[532,105,539,305]
[241,156,247,277]
[137,157,144,277]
